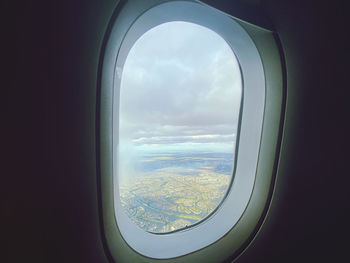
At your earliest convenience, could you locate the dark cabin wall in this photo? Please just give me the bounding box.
[4,0,348,262]
[235,0,348,262]
[4,0,116,262]
[236,0,348,262]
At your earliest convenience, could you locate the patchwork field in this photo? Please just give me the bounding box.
[119,152,233,233]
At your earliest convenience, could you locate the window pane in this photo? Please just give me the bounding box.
[118,21,242,233]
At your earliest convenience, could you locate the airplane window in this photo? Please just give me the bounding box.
[118,21,242,233]
[99,0,284,260]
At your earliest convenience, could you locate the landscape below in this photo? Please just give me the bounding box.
[119,152,233,233]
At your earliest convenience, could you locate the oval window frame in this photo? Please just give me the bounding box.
[97,0,285,262]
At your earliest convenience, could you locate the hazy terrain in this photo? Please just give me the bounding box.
[119,152,233,233]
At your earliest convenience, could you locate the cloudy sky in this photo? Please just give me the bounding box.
[119,21,241,154]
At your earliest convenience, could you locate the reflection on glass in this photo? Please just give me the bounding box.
[118,21,242,233]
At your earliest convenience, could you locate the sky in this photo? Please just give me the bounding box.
[119,21,242,154]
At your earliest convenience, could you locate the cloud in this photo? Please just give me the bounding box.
[132,134,235,145]
[119,21,241,150]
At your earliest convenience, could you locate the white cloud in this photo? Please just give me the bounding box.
[119,21,241,151]
[132,134,235,145]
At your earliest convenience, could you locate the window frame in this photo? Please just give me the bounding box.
[97,0,285,262]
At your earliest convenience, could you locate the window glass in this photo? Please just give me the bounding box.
[118,21,242,233]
